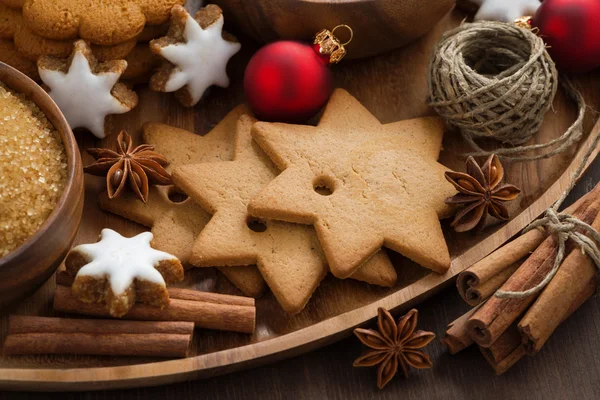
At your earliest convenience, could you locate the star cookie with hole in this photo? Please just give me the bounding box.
[37,40,138,139]
[150,4,241,107]
[172,113,397,314]
[65,229,184,317]
[248,89,456,278]
[98,106,268,298]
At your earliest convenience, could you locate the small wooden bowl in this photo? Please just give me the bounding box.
[0,62,83,309]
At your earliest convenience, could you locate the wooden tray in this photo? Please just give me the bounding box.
[1,10,600,391]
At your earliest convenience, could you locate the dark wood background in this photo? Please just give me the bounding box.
[1,160,599,400]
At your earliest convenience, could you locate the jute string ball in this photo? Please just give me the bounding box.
[427,21,586,162]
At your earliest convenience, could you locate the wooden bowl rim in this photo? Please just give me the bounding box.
[0,62,81,268]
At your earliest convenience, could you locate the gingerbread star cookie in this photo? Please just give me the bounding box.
[99,106,267,298]
[22,0,185,45]
[65,229,184,317]
[150,5,241,107]
[38,40,138,139]
[249,89,456,278]
[98,187,267,298]
[173,114,397,314]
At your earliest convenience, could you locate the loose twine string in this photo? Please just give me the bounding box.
[426,21,599,298]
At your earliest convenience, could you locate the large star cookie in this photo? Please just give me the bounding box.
[66,228,184,317]
[173,114,397,314]
[249,89,456,278]
[23,0,184,45]
[150,5,241,107]
[99,106,267,298]
[38,40,138,139]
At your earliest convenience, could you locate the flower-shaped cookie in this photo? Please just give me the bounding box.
[150,5,241,107]
[22,0,185,45]
[65,229,184,317]
[38,40,138,139]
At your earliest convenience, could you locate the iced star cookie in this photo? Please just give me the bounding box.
[65,229,184,318]
[37,40,138,139]
[150,5,241,106]
[459,0,540,22]
[173,115,397,314]
[249,89,456,278]
[98,106,267,298]
[22,0,185,45]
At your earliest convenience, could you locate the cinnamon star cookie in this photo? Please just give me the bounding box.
[37,40,138,139]
[248,89,456,278]
[173,114,397,314]
[66,229,184,318]
[150,4,240,106]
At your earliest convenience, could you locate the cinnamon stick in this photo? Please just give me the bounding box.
[467,183,600,347]
[441,306,479,354]
[56,270,255,308]
[518,206,600,353]
[456,198,584,307]
[53,285,256,334]
[459,262,522,306]
[3,316,193,357]
[481,279,595,374]
[479,343,526,375]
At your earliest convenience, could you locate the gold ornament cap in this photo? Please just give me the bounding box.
[314,25,353,64]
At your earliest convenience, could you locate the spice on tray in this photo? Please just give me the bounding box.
[353,308,435,389]
[84,130,172,203]
[0,82,67,257]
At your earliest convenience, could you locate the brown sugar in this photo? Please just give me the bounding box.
[0,82,67,257]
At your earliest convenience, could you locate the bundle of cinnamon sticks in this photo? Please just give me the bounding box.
[3,271,257,358]
[443,182,600,374]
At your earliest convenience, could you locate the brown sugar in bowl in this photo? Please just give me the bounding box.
[0,62,83,309]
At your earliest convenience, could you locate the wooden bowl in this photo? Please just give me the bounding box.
[213,0,455,59]
[0,62,83,310]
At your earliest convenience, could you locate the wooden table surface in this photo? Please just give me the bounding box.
[1,159,599,400]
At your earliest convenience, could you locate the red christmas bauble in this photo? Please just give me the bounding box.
[532,0,600,73]
[244,41,332,122]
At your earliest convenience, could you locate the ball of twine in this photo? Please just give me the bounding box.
[427,21,582,161]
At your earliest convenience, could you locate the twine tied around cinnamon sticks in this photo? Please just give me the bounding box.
[427,21,586,162]
[495,124,600,299]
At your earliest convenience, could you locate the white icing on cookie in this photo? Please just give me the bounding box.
[72,229,178,296]
[38,51,131,139]
[472,0,540,22]
[158,11,241,105]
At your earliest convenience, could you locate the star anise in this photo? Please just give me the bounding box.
[353,308,435,389]
[445,154,521,232]
[84,130,172,203]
